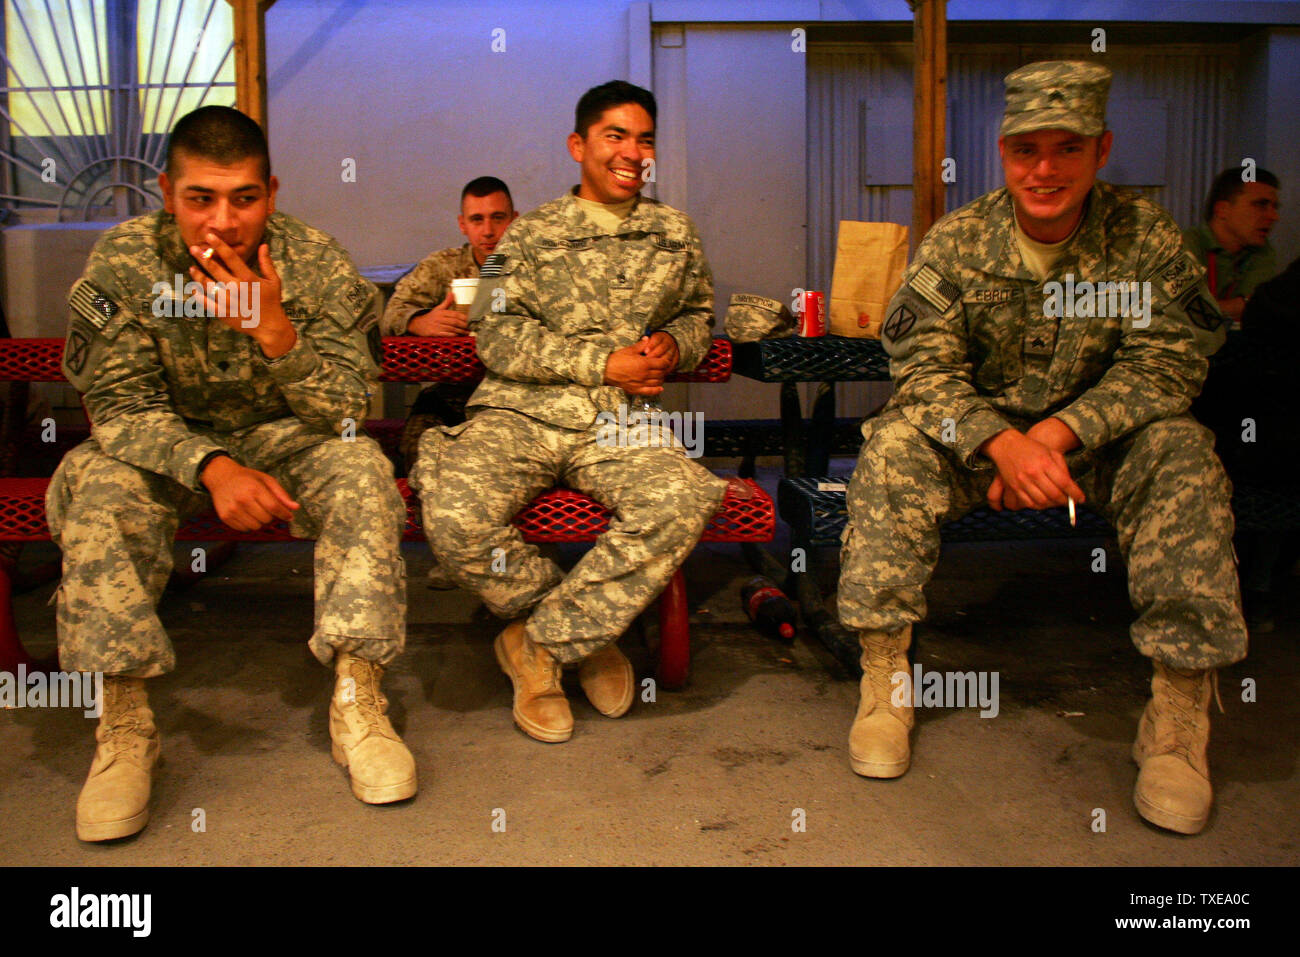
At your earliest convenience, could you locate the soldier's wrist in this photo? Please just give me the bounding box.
[198,450,235,486]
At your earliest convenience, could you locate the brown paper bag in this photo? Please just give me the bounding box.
[829,221,909,338]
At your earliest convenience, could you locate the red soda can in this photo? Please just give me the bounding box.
[799,290,826,337]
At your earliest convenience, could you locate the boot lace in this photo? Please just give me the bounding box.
[341,658,395,739]
[100,682,152,755]
[1161,670,1218,759]
[863,639,904,710]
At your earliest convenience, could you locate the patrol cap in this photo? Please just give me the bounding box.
[1000,60,1112,138]
[723,293,794,343]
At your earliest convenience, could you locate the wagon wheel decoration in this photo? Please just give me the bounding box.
[0,0,235,221]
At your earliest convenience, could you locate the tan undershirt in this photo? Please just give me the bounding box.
[575,194,636,233]
[1014,215,1082,282]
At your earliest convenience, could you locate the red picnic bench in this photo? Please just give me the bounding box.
[0,336,774,689]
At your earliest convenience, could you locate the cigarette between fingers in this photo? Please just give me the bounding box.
[1068,496,1077,527]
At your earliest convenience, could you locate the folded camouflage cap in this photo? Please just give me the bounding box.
[724,293,795,343]
[1001,60,1112,138]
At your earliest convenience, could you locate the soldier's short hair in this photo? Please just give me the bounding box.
[574,80,656,138]
[1204,166,1280,222]
[461,176,513,207]
[165,105,271,182]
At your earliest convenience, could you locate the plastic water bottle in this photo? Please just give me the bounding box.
[740,575,797,642]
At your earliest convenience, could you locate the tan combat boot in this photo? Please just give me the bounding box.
[76,676,160,842]
[849,625,914,778]
[329,653,417,804]
[494,620,573,742]
[1132,660,1216,834]
[579,642,634,718]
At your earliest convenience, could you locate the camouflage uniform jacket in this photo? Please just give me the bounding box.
[63,209,382,491]
[466,189,714,431]
[380,242,479,336]
[1182,222,1277,301]
[879,181,1224,468]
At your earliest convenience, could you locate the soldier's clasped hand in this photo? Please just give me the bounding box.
[604,336,673,395]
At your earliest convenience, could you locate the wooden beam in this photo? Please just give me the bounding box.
[229,0,275,132]
[910,0,947,247]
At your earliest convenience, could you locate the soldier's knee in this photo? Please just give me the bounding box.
[1130,416,1223,473]
[859,413,940,470]
[52,442,162,509]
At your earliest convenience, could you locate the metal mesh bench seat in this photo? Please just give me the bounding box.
[0,336,767,689]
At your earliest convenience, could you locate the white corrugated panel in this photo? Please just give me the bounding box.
[808,41,1238,294]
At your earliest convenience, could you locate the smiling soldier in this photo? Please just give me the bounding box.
[48,106,414,842]
[410,80,728,743]
[836,62,1246,834]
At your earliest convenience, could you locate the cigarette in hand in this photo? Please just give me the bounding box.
[1067,496,1077,527]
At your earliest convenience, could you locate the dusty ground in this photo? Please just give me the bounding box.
[2,466,1296,868]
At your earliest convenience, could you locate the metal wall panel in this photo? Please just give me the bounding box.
[808,42,1239,296]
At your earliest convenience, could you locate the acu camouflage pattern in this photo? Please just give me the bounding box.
[838,182,1247,671]
[411,189,727,662]
[411,409,725,664]
[48,210,406,676]
[723,293,796,343]
[379,242,479,336]
[1001,60,1112,138]
[462,190,715,430]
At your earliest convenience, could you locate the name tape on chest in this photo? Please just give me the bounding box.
[908,264,960,313]
[69,279,120,330]
[964,288,1016,304]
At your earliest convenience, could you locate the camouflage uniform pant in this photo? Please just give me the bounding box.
[47,432,407,677]
[837,409,1248,670]
[410,408,729,664]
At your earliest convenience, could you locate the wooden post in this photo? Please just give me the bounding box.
[229,0,275,132]
[909,0,947,247]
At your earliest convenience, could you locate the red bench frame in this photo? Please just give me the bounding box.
[0,336,773,689]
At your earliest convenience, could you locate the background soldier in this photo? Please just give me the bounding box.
[837,62,1246,835]
[49,106,414,842]
[410,81,729,743]
[382,176,519,586]
[1183,167,1280,328]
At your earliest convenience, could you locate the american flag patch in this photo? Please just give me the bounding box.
[908,264,960,313]
[479,253,506,278]
[69,279,119,329]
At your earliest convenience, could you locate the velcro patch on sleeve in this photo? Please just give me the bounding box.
[345,278,373,313]
[1160,251,1200,299]
[69,279,120,330]
[908,264,960,313]
[1180,287,1224,332]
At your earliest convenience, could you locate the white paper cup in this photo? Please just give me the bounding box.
[451,277,480,309]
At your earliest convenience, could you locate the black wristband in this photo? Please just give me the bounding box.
[196,450,233,480]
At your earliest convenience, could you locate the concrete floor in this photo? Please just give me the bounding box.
[2,465,1297,866]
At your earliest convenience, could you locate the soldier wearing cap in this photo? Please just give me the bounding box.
[837,61,1246,834]
[48,106,415,842]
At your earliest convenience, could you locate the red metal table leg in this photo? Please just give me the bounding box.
[0,560,40,673]
[655,568,689,690]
